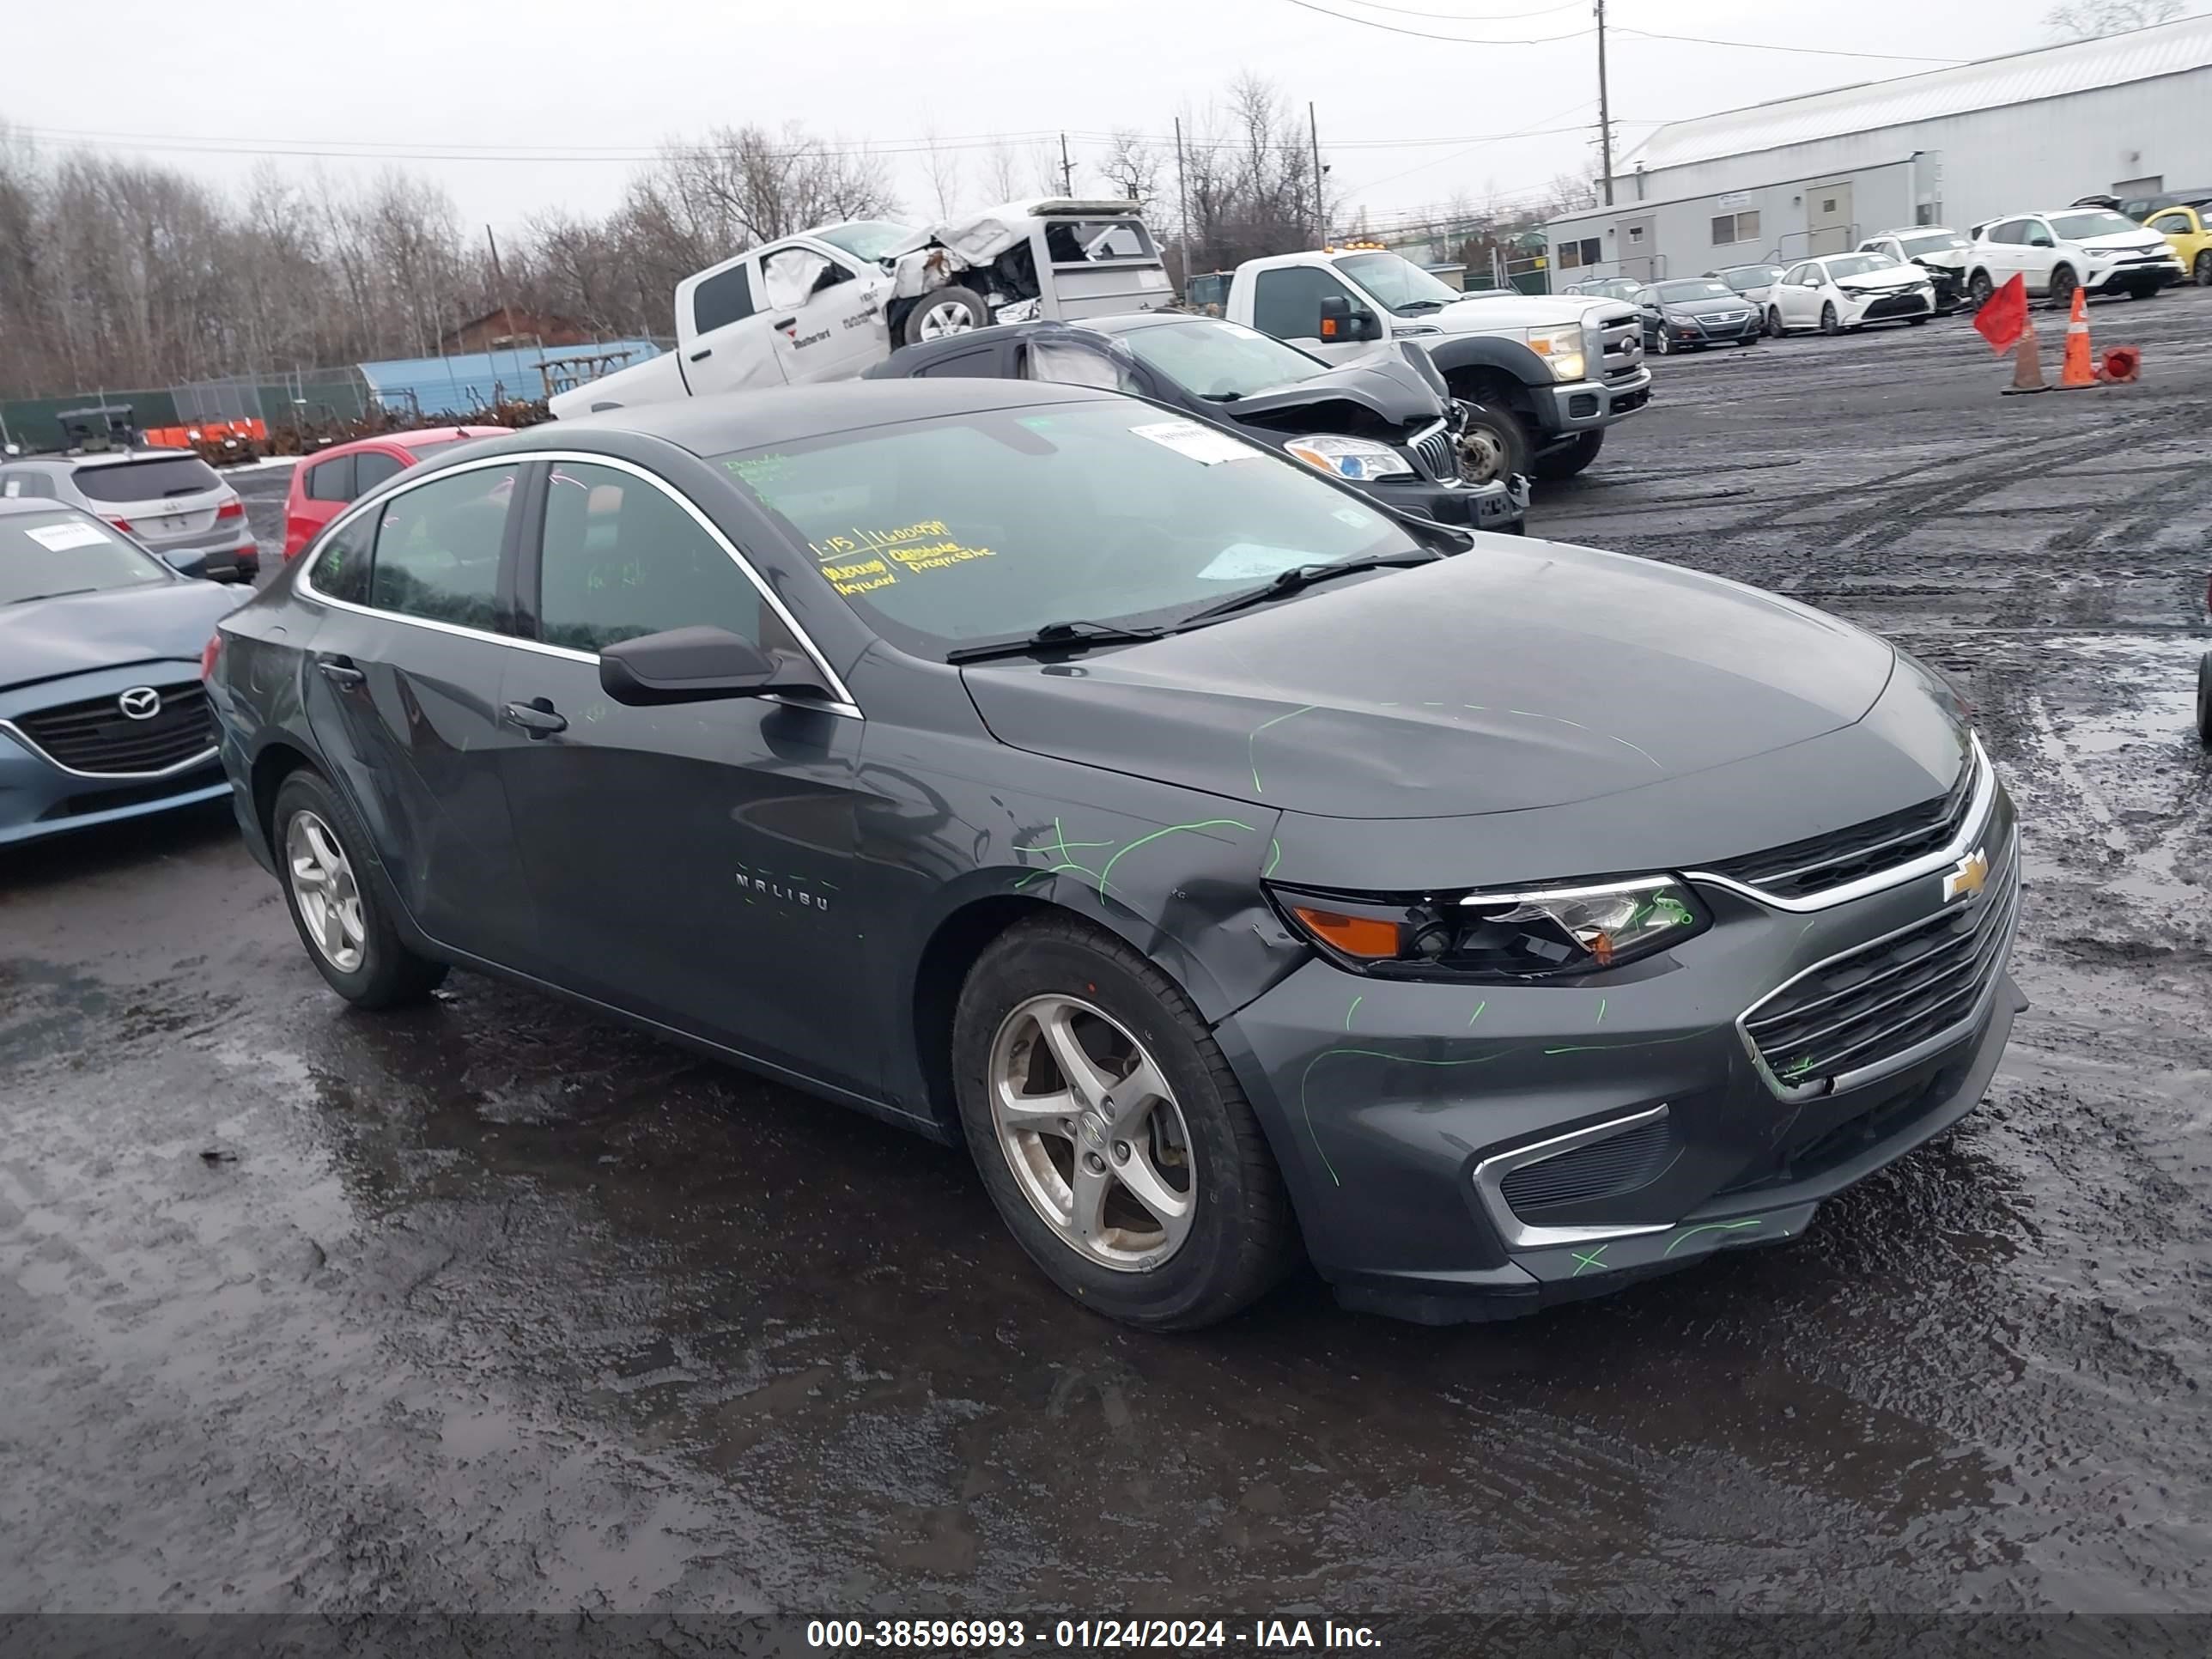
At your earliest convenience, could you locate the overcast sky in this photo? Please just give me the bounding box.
[3,0,2077,235]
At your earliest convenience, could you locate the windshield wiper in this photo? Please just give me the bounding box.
[944,619,1171,665]
[1173,551,1438,629]
[11,586,101,605]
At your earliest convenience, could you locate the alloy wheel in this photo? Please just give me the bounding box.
[2051,266,2076,307]
[1655,331,1674,356]
[987,994,1196,1272]
[917,301,977,339]
[286,810,367,973]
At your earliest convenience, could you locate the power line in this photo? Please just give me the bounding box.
[1315,0,1586,17]
[1281,0,1972,60]
[1613,28,1967,64]
[1275,0,1595,44]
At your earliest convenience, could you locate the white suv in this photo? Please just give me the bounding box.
[1966,209,2185,307]
[0,449,258,581]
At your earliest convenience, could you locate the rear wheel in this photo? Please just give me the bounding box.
[273,770,447,1008]
[951,916,1297,1330]
[2198,652,2212,746]
[1820,302,1841,336]
[1532,429,1604,481]
[2196,251,2212,287]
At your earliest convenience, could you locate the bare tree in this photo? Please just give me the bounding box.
[919,124,963,218]
[1096,130,1162,204]
[1543,171,1601,217]
[2044,0,2179,38]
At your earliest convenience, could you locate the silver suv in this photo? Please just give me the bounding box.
[0,450,258,580]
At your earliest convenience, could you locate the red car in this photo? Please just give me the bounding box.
[280,427,508,558]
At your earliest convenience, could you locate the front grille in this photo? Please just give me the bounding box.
[1863,291,1929,319]
[1597,316,1644,382]
[1499,1115,1678,1216]
[1410,422,1459,483]
[1741,833,2018,1090]
[1706,754,1976,900]
[37,764,223,822]
[11,683,214,775]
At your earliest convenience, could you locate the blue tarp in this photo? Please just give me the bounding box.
[356,340,664,417]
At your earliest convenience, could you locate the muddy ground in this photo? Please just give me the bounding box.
[3,292,2208,1623]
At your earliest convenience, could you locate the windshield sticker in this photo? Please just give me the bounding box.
[25,520,111,551]
[1332,507,1380,531]
[811,520,994,580]
[1196,543,1317,582]
[1128,419,1260,465]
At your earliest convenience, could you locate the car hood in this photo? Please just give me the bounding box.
[1834,266,1925,290]
[1908,250,1967,270]
[1422,295,1632,335]
[961,538,1898,819]
[1659,295,1755,316]
[2081,232,2170,255]
[0,580,246,694]
[1219,345,1448,430]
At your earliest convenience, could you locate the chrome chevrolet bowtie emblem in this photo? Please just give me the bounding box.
[1942,847,1989,902]
[118,686,161,720]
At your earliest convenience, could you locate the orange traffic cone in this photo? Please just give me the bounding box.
[2057,287,2095,389]
[2100,343,2141,384]
[2002,324,2049,394]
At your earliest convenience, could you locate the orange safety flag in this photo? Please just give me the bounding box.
[1974,273,2028,355]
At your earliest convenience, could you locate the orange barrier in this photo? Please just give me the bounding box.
[2100,344,2142,384]
[2057,288,2095,389]
[143,417,270,451]
[2001,325,2050,394]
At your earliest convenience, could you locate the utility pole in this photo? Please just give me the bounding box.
[1173,116,1194,283]
[1595,0,1614,207]
[1059,133,1074,196]
[1308,101,1327,242]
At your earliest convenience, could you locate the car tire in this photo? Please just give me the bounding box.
[1765,307,1785,337]
[951,915,1297,1330]
[2197,652,2212,746]
[1533,429,1604,481]
[272,770,448,1009]
[901,286,991,345]
[1446,398,1530,488]
[1907,314,1928,325]
[2196,252,2212,287]
[1736,337,1757,347]
[2050,265,2077,307]
[2128,283,2160,301]
[1968,270,1994,306]
[1655,331,1674,356]
[1820,302,1841,336]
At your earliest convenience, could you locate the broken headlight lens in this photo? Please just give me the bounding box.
[1283,434,1414,482]
[1270,874,1708,981]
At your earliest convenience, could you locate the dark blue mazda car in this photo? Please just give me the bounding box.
[1,497,246,848]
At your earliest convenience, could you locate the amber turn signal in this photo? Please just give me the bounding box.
[1289,906,1403,960]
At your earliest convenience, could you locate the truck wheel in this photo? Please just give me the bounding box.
[1448,401,1529,488]
[1532,430,1603,481]
[902,287,990,344]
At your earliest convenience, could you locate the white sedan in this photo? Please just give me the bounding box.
[1764,252,1936,337]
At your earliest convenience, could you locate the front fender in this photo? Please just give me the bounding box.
[1419,333,1554,389]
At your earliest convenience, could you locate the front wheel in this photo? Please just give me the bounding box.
[901,286,990,344]
[2197,652,2212,746]
[1968,270,1994,306]
[1533,429,1604,481]
[1447,398,1531,487]
[1820,302,1841,336]
[2049,265,2078,308]
[272,770,448,1008]
[1735,337,1758,347]
[1765,307,1785,337]
[951,916,1297,1330]
[2128,283,2161,301]
[1654,331,1674,356]
[1907,314,1928,325]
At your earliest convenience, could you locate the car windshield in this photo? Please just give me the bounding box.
[0,509,170,604]
[1653,280,1735,302]
[716,400,1421,657]
[1334,252,1462,313]
[69,454,223,504]
[2050,210,2146,240]
[1821,254,1895,279]
[813,221,919,262]
[1899,232,1968,255]
[1116,319,1329,401]
[1717,266,1782,291]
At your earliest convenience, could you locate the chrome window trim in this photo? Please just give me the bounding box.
[288,448,861,720]
[1469,1103,1676,1250]
[1735,824,2021,1103]
[1685,734,1994,914]
[0,720,218,781]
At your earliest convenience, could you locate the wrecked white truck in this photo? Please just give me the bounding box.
[548,200,1176,417]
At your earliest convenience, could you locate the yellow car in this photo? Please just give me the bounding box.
[2145,203,2212,286]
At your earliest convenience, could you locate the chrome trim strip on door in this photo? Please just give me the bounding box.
[287,448,862,720]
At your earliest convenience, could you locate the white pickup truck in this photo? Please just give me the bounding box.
[549,200,1176,418]
[1224,248,1651,481]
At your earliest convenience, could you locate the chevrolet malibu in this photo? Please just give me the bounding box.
[206,381,2024,1330]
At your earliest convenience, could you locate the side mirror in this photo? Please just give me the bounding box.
[599,626,815,706]
[1316,295,1380,342]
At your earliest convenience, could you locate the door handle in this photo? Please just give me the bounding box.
[771,318,796,331]
[316,653,366,689]
[502,697,568,738]
[689,347,713,362]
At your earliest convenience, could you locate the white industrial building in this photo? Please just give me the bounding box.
[1543,14,2212,286]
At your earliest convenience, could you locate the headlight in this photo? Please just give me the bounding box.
[1270,874,1708,981]
[1522,324,1585,383]
[1283,435,1413,481]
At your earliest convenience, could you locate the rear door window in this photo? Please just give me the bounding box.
[70,456,223,504]
[304,455,356,501]
[308,513,374,605]
[354,452,405,494]
[691,264,757,336]
[367,465,518,632]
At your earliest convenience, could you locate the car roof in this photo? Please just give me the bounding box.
[22,447,205,471]
[520,379,1118,457]
[0,495,93,519]
[301,426,508,462]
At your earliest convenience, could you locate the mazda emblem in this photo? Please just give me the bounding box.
[118,686,162,720]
